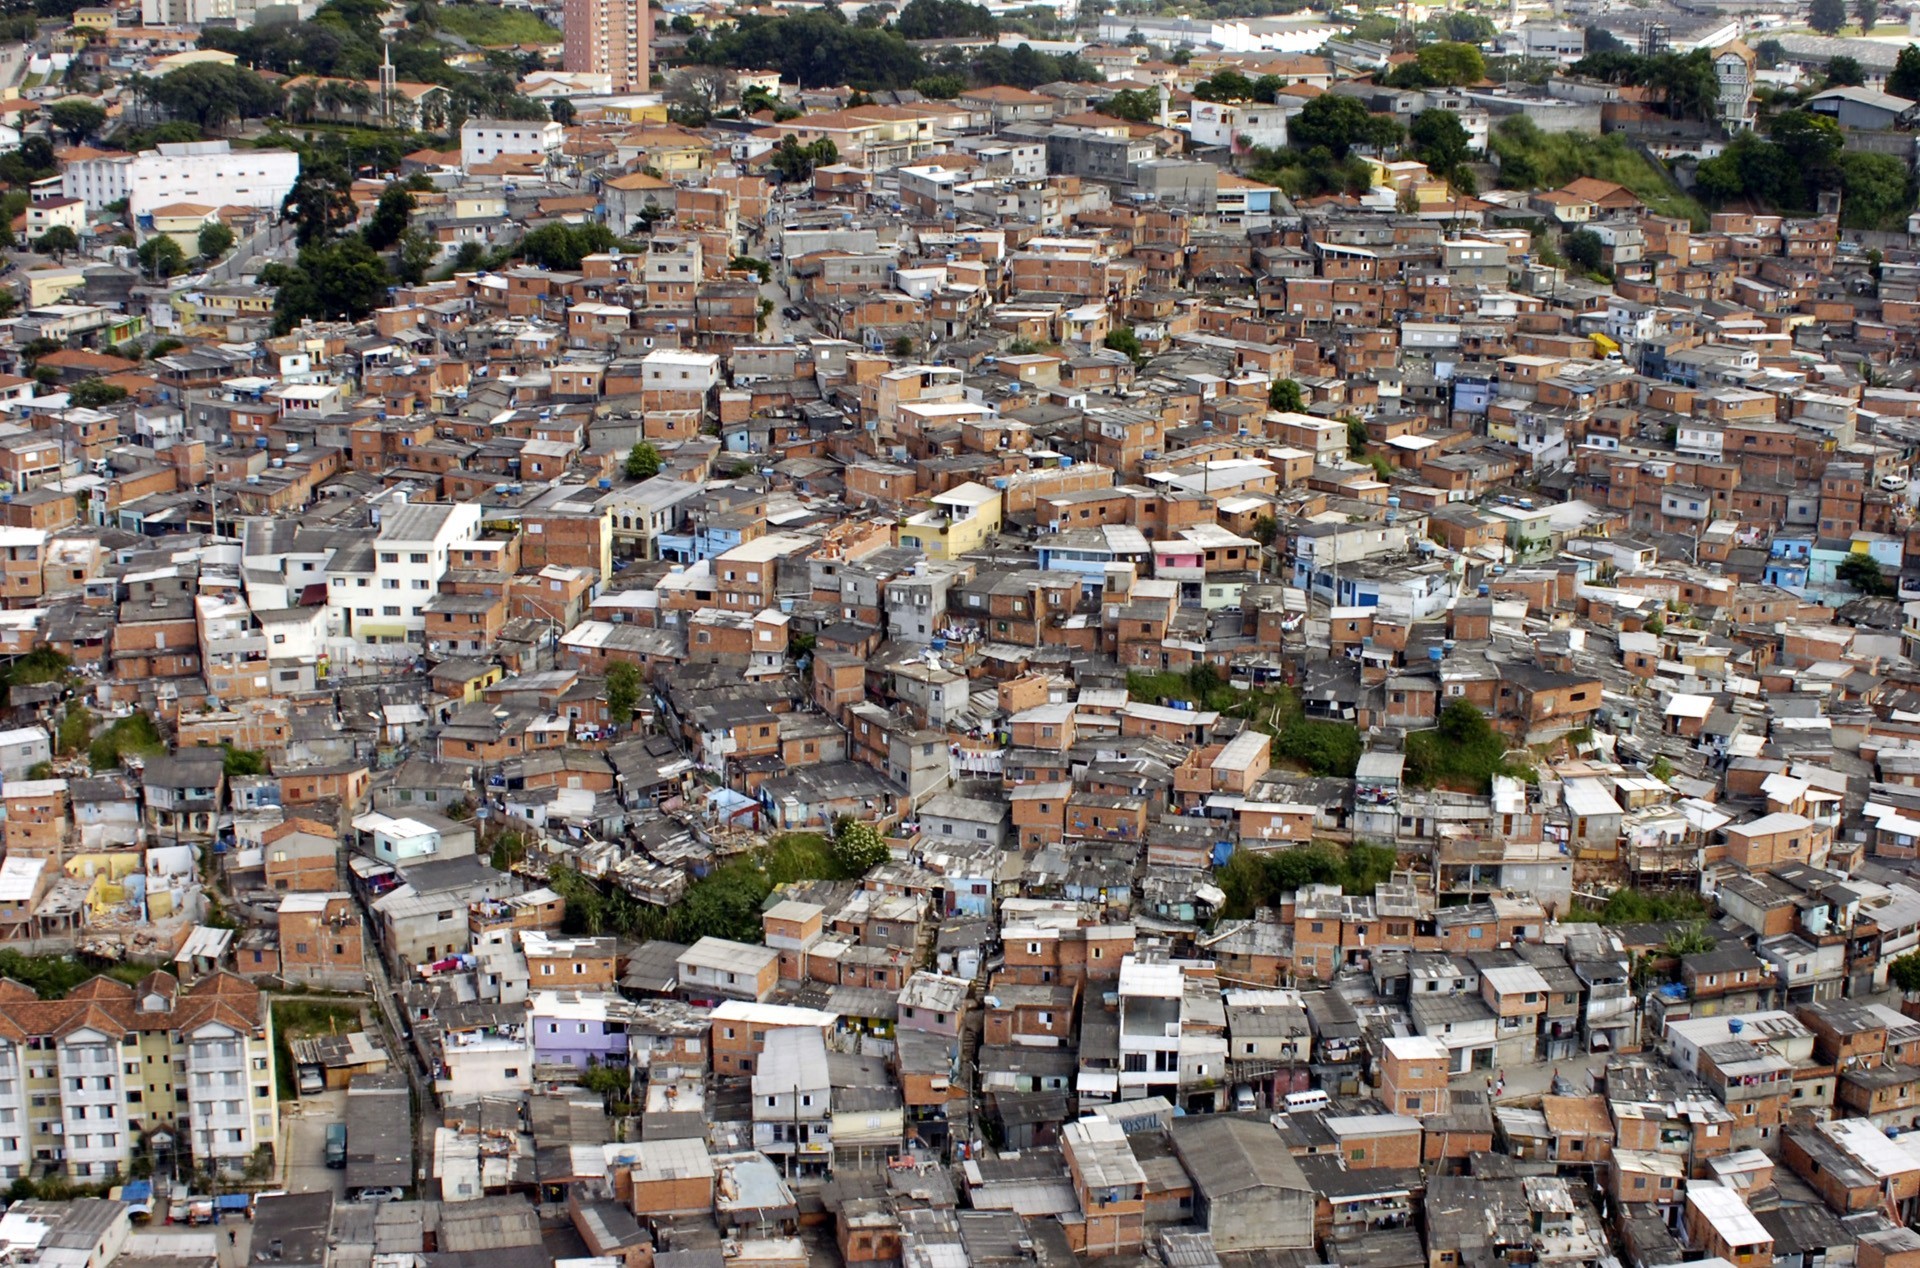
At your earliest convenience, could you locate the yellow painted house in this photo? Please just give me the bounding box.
[146,201,215,255]
[900,481,1003,561]
[22,265,85,306]
[172,283,276,336]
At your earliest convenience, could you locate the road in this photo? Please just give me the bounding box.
[757,274,813,344]
[205,220,295,283]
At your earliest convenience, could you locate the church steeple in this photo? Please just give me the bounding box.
[379,39,397,125]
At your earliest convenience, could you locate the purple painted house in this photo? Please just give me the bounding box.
[529,991,631,1070]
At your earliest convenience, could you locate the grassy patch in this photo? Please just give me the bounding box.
[1491,117,1707,228]
[1405,701,1533,793]
[1126,669,1360,777]
[430,2,561,45]
[548,831,856,944]
[765,831,847,884]
[271,999,363,1101]
[1563,888,1712,925]
[1127,667,1238,712]
[1216,841,1399,918]
[89,711,164,770]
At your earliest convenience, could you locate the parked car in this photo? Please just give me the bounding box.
[353,1188,401,1204]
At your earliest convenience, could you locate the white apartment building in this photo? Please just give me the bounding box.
[751,1027,832,1173]
[184,1016,275,1169]
[63,142,301,217]
[459,119,565,170]
[640,349,722,396]
[332,499,482,643]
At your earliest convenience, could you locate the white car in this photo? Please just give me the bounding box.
[353,1188,402,1204]
[1881,473,1909,492]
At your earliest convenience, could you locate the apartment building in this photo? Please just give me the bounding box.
[0,972,276,1180]
[562,0,648,93]
[336,500,483,643]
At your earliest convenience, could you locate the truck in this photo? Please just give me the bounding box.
[325,1122,347,1169]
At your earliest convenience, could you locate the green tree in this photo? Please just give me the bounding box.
[687,10,927,90]
[258,235,392,333]
[605,661,640,721]
[1826,54,1865,85]
[1755,38,1786,68]
[729,255,772,281]
[1891,950,1920,994]
[890,334,913,357]
[282,161,355,247]
[1662,922,1717,958]
[577,1062,628,1101]
[1838,552,1896,595]
[1409,108,1471,180]
[1415,41,1485,87]
[68,378,126,408]
[1891,44,1920,98]
[1290,92,1401,158]
[910,74,966,99]
[549,96,576,125]
[768,134,838,182]
[1102,87,1159,121]
[1770,109,1845,202]
[1810,0,1847,35]
[196,222,235,261]
[1268,378,1304,412]
[46,99,104,144]
[625,441,661,479]
[1193,68,1256,102]
[832,818,890,874]
[1103,324,1144,365]
[1350,13,1397,40]
[1564,228,1605,272]
[1840,150,1916,229]
[892,0,995,39]
[395,227,439,285]
[362,183,415,251]
[1432,12,1496,42]
[33,226,77,262]
[137,233,186,279]
[1346,415,1368,458]
[1857,0,1880,32]
[517,221,618,269]
[135,63,282,132]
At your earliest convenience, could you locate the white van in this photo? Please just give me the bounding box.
[1282,1089,1331,1114]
